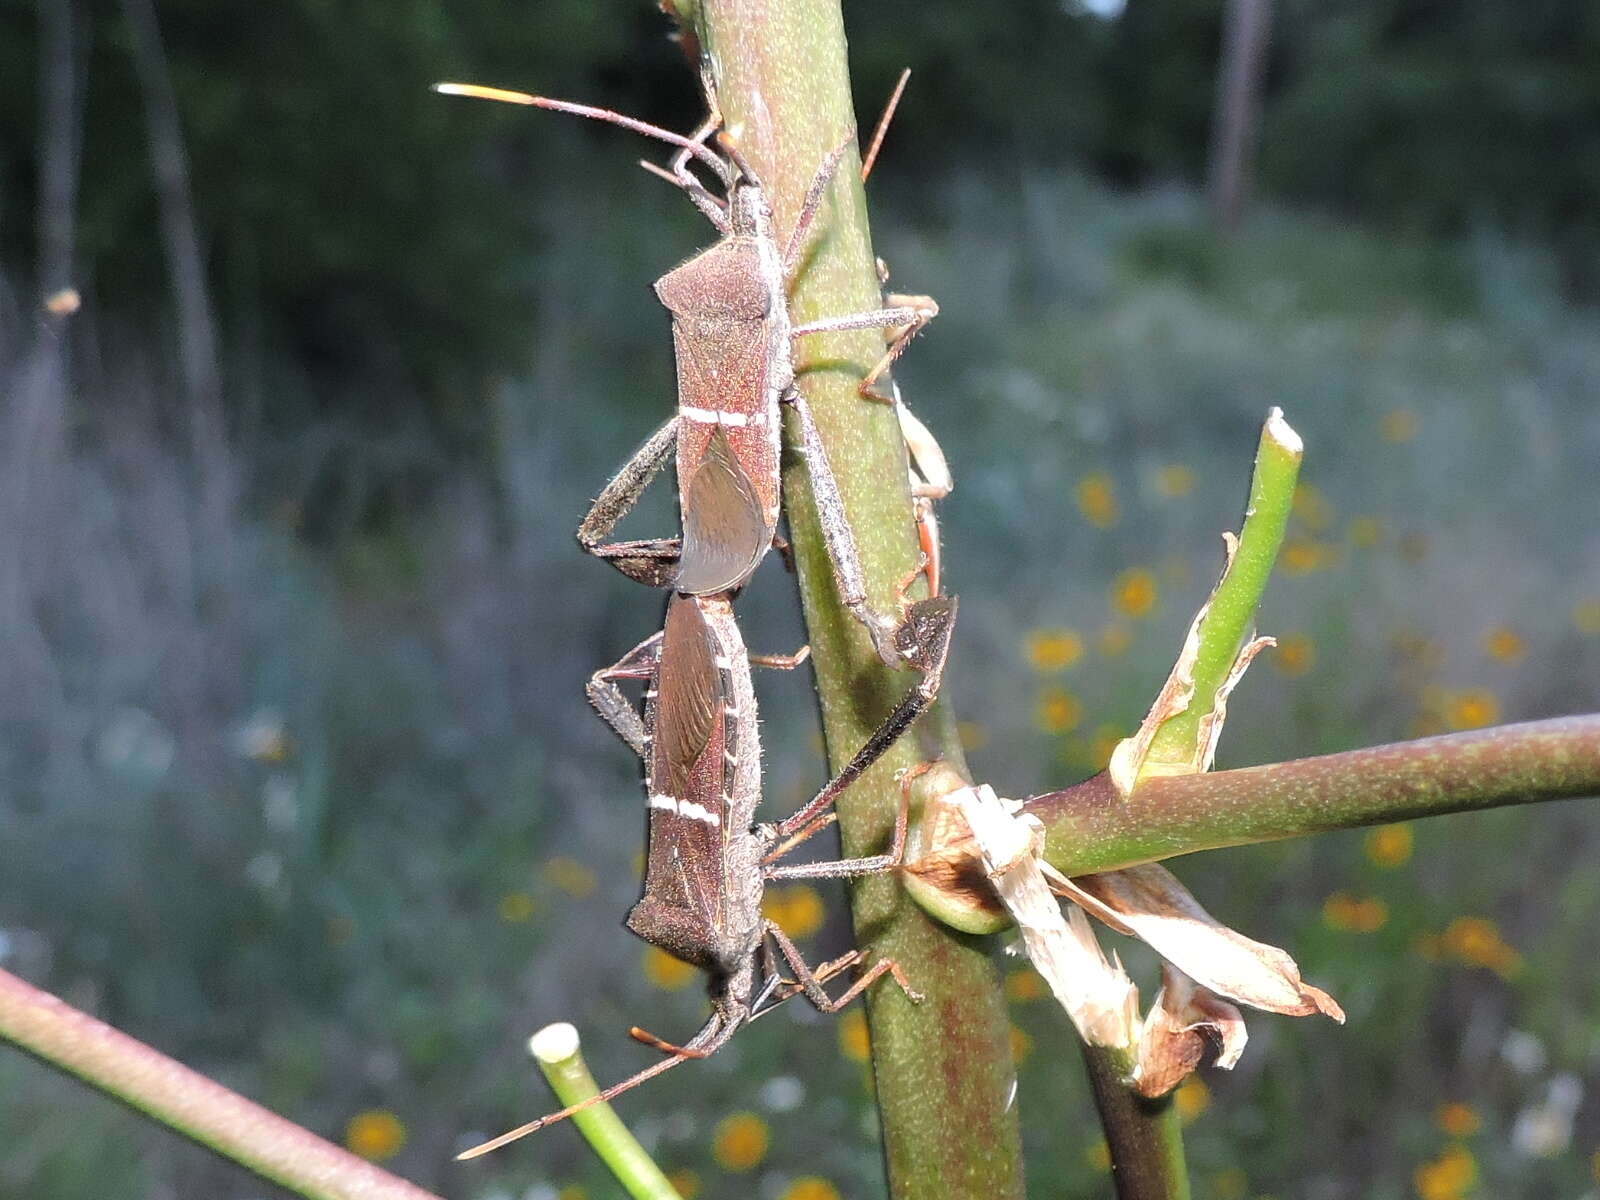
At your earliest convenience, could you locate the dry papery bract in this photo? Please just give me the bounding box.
[945,782,1340,1098]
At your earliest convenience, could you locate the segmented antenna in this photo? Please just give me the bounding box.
[860,68,911,183]
[431,82,728,177]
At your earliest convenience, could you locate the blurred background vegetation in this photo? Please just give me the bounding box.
[1,1,1598,1198]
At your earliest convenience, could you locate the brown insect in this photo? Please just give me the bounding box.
[456,589,956,1157]
[434,78,940,668]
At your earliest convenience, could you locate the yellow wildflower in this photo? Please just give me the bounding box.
[1273,634,1316,677]
[1110,568,1158,619]
[668,1170,701,1199]
[957,720,989,751]
[544,857,597,899]
[1280,539,1340,575]
[1009,1025,1033,1063]
[1365,824,1414,869]
[1435,1102,1481,1138]
[1075,472,1119,529]
[1379,408,1419,444]
[497,891,536,923]
[1085,1140,1112,1171]
[712,1112,770,1171]
[1034,686,1083,734]
[1174,1077,1210,1121]
[1005,968,1046,1003]
[1413,1143,1475,1200]
[1347,515,1384,548]
[1441,917,1521,977]
[780,1178,842,1200]
[1292,483,1334,532]
[1155,464,1195,498]
[1322,893,1388,933]
[837,1007,870,1063]
[1097,622,1133,657]
[1024,627,1085,672]
[763,884,825,939]
[1444,689,1499,730]
[557,1188,587,1200]
[1575,598,1600,636]
[1481,626,1525,664]
[344,1109,406,1161]
[643,946,697,991]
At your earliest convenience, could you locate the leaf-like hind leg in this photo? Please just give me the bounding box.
[576,416,682,587]
[585,631,665,760]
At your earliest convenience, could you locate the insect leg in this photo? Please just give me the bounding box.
[747,645,811,670]
[855,292,940,401]
[764,921,923,1010]
[772,594,956,840]
[785,386,906,667]
[585,631,665,760]
[764,757,910,881]
[782,135,853,278]
[576,415,683,587]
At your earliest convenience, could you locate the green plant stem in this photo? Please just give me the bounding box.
[1080,1045,1190,1200]
[1030,715,1600,876]
[0,968,442,1200]
[1141,411,1300,775]
[527,1024,681,1200]
[677,2,1024,1196]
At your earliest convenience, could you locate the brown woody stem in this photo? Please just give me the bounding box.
[0,968,442,1200]
[1029,715,1600,876]
[1081,1045,1190,1200]
[676,1,1024,1196]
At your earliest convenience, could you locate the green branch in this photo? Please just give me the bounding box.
[0,969,442,1200]
[677,2,1023,1196]
[1114,410,1300,790]
[526,1024,681,1200]
[1030,715,1600,876]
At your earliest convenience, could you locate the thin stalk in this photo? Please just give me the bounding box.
[1136,410,1300,780]
[527,1024,681,1200]
[1080,1045,1190,1200]
[0,969,442,1200]
[676,2,1024,1195]
[1030,715,1600,876]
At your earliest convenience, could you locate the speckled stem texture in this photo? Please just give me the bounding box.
[676,2,1024,1196]
[1029,715,1600,876]
[1081,1045,1191,1200]
[0,968,442,1200]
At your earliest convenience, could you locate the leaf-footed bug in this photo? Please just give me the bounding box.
[455,589,957,1158]
[433,79,940,669]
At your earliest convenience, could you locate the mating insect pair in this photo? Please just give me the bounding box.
[440,72,956,1156]
[436,75,948,668]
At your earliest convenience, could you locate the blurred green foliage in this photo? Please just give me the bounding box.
[3,0,1599,504]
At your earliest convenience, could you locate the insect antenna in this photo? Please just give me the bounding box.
[432,82,729,178]
[455,1037,699,1160]
[860,67,911,183]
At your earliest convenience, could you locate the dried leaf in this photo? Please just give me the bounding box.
[1195,634,1274,773]
[955,784,1138,1049]
[1108,597,1207,794]
[1132,965,1248,1098]
[1052,862,1343,1022]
